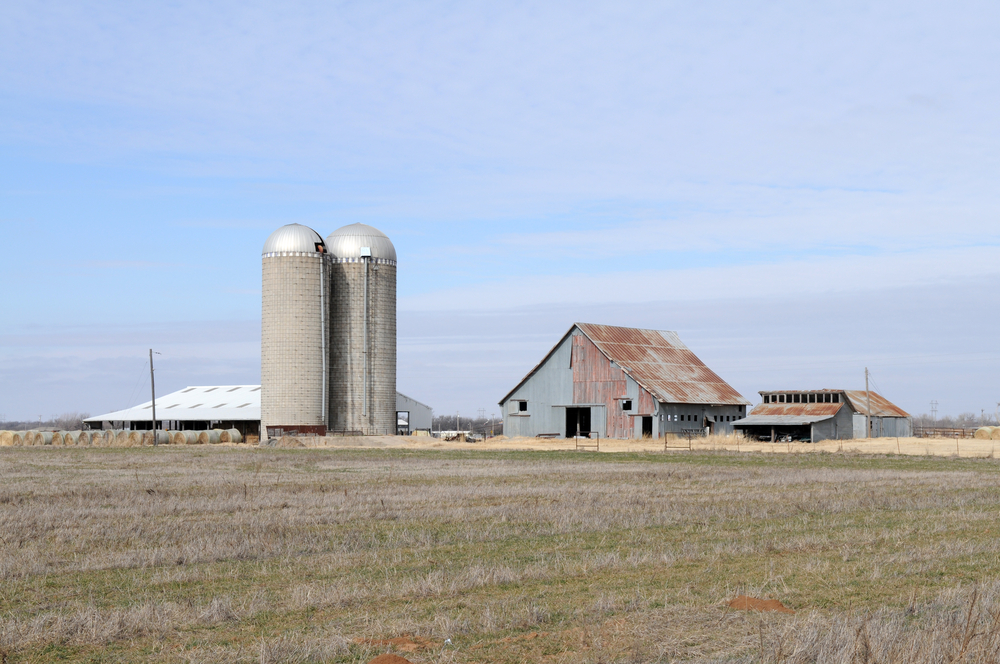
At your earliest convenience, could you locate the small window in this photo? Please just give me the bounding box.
[779,394,785,403]
[809,394,816,403]
[518,401,528,412]
[622,400,632,411]
[792,394,799,403]
[764,395,770,404]
[832,394,839,403]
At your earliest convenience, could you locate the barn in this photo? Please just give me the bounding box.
[732,389,911,442]
[499,323,750,439]
[84,386,433,438]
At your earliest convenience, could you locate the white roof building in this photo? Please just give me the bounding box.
[85,385,432,436]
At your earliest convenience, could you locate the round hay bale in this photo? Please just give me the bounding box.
[76,431,90,446]
[975,427,993,439]
[23,431,37,446]
[36,432,54,446]
[11,432,25,446]
[277,436,304,448]
[220,428,243,444]
[171,431,187,445]
[991,428,1000,441]
[126,431,143,447]
[143,431,169,445]
[53,432,67,446]
[197,430,221,445]
[114,430,129,446]
[0,431,13,447]
[63,431,79,446]
[91,430,106,447]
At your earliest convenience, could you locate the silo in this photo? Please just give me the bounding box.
[261,224,331,439]
[325,223,397,435]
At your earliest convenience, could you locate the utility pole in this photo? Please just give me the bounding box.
[865,368,871,439]
[150,349,158,446]
[931,400,938,423]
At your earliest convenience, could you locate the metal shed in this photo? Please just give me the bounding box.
[733,389,911,442]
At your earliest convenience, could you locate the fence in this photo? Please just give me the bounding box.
[913,426,979,439]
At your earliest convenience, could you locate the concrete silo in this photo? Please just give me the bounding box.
[261,224,331,438]
[325,223,397,435]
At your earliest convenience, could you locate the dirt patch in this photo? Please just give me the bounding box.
[727,595,795,613]
[367,655,414,664]
[357,635,438,653]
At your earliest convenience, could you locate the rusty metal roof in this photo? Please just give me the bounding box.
[843,391,910,418]
[499,323,750,406]
[746,402,844,417]
[734,402,844,426]
[756,390,909,418]
[575,323,750,405]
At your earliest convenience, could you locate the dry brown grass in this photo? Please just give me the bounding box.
[3,446,1000,662]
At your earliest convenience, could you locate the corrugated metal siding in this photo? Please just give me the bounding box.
[572,333,652,438]
[576,323,749,406]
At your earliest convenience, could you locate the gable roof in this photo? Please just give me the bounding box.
[754,389,910,418]
[500,323,750,406]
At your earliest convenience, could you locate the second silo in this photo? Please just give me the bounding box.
[261,224,331,439]
[326,223,396,435]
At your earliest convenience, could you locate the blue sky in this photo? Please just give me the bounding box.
[1,0,999,421]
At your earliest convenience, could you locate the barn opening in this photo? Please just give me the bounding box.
[641,416,653,438]
[566,407,591,438]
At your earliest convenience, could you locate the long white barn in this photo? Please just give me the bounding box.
[84,385,433,438]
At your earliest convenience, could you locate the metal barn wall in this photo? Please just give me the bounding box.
[853,414,912,438]
[502,331,577,437]
[571,332,654,439]
[396,393,432,431]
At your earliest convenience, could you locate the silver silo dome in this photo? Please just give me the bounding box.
[325,223,396,261]
[262,223,327,255]
[325,223,397,435]
[261,223,331,438]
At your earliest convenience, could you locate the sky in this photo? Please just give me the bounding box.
[1,0,999,421]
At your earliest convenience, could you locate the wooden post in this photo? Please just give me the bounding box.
[149,349,157,446]
[865,368,872,440]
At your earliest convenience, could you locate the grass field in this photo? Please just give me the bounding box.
[4,446,1000,663]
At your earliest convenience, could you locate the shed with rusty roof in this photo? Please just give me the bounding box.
[733,389,911,442]
[499,323,750,439]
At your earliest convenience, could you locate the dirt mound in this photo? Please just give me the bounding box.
[277,436,305,448]
[728,595,794,613]
[357,635,437,653]
[367,655,413,664]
